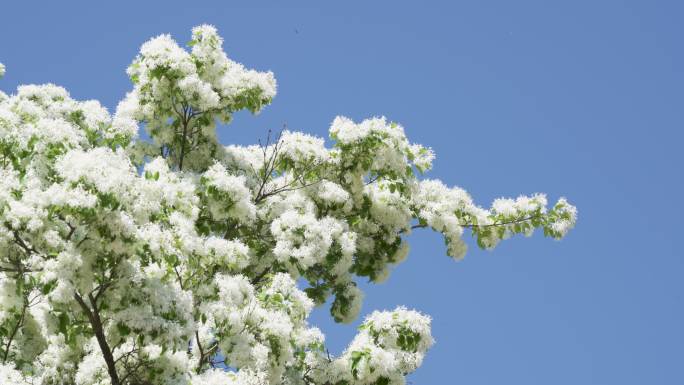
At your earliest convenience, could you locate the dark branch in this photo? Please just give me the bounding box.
[195,332,205,374]
[74,292,121,385]
[2,298,27,364]
[12,231,36,255]
[178,106,191,171]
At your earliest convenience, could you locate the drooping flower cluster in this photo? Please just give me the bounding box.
[318,307,434,385]
[0,26,576,385]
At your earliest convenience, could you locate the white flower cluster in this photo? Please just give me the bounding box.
[0,25,576,385]
[330,116,434,177]
[0,62,5,78]
[307,307,433,385]
[413,180,475,258]
[191,368,266,385]
[56,147,135,196]
[0,364,32,385]
[270,194,356,271]
[200,273,323,383]
[201,162,256,223]
[546,197,578,238]
[119,24,276,171]
[278,130,330,165]
[0,84,133,155]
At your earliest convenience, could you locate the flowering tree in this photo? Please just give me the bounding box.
[0,26,576,385]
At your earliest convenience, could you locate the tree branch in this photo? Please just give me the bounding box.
[0,265,41,273]
[250,267,271,286]
[12,231,36,255]
[74,292,120,385]
[178,107,190,171]
[2,298,27,364]
[409,215,540,231]
[194,331,206,374]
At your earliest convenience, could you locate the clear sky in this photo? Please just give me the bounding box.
[2,1,683,384]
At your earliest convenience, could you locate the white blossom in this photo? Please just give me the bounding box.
[0,25,576,385]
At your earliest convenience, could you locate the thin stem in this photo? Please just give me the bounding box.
[409,215,539,231]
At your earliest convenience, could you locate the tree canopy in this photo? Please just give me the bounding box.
[0,25,576,385]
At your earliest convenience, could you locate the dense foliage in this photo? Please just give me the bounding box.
[0,26,576,385]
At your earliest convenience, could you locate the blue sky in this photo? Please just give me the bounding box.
[2,1,683,384]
